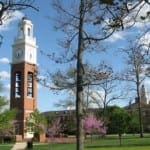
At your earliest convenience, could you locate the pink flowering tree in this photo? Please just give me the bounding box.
[46,117,64,139]
[83,114,106,143]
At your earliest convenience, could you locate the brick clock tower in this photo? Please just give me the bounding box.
[10,17,37,141]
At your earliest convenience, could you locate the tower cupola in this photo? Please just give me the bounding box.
[18,17,33,39]
[140,85,148,104]
[12,17,37,65]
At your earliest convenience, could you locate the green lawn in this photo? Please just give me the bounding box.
[32,144,150,150]
[33,143,75,150]
[1,134,150,150]
[32,134,150,150]
[86,146,150,150]
[0,144,13,150]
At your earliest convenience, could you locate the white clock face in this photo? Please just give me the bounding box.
[15,49,23,58]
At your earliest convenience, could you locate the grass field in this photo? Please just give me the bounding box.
[0,144,13,150]
[32,144,150,150]
[1,134,150,150]
[32,135,150,150]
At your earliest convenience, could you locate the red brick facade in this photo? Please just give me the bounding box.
[10,62,37,140]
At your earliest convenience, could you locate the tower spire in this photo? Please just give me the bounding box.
[140,84,148,104]
[18,17,33,39]
[12,17,37,65]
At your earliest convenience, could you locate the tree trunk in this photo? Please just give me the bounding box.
[119,134,122,146]
[76,0,84,150]
[136,72,143,138]
[137,91,144,138]
[90,134,93,143]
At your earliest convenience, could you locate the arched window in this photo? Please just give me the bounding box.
[15,72,21,98]
[27,27,31,36]
[27,72,33,97]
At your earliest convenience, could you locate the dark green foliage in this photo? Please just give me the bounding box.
[0,108,16,132]
[107,106,131,145]
[109,107,130,134]
[0,80,16,143]
[128,112,140,134]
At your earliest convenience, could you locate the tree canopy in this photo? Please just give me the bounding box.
[40,1,150,150]
[0,79,16,139]
[108,106,131,145]
[26,109,47,135]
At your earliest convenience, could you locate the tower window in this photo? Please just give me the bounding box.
[27,28,31,36]
[27,72,33,97]
[15,72,21,98]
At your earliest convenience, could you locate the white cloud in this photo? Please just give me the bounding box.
[0,57,10,64]
[0,71,10,79]
[37,83,42,89]
[0,11,24,32]
[37,75,46,80]
[106,2,150,43]
[124,2,150,28]
[139,31,150,47]
[144,79,150,87]
[134,3,150,23]
[4,84,10,91]
[87,89,105,108]
[106,31,125,42]
[134,22,150,29]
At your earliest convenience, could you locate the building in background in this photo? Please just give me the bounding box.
[125,85,150,132]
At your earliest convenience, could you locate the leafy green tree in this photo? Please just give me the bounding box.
[0,104,16,132]
[128,112,139,134]
[108,106,131,146]
[0,79,16,142]
[26,109,47,140]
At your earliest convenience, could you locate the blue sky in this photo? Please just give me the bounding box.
[0,0,150,112]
